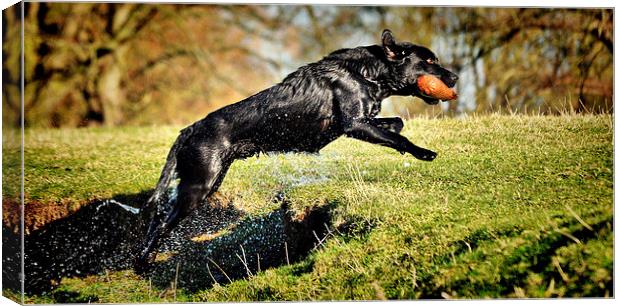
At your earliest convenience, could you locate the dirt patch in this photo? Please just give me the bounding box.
[149,198,335,292]
[4,191,336,295]
[2,191,152,235]
[2,191,236,294]
[3,198,75,235]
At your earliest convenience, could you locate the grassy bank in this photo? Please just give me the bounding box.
[2,114,613,302]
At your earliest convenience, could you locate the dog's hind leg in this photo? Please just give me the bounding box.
[135,148,233,272]
[135,149,232,272]
[163,149,232,230]
[161,166,230,232]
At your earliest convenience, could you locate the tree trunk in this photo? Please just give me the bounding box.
[97,46,127,126]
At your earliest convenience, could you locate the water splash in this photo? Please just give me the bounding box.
[98,199,140,215]
[259,152,336,190]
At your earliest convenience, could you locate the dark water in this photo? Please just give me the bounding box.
[3,193,336,295]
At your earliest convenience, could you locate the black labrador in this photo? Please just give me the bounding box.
[134,29,458,271]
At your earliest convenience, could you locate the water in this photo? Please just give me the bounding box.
[259,152,335,190]
[98,199,140,215]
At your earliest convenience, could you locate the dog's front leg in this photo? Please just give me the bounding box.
[369,117,404,134]
[344,119,436,161]
[333,80,434,161]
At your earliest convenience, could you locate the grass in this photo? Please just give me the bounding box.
[2,114,613,302]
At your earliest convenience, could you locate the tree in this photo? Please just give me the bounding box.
[19,3,163,126]
[436,8,613,114]
[3,5,613,128]
[5,3,301,127]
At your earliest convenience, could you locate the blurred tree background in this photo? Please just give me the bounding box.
[2,4,613,128]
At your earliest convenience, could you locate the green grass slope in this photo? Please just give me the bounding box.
[3,114,613,302]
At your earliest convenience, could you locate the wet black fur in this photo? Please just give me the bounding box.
[134,29,458,271]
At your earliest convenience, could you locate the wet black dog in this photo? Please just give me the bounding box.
[134,29,458,271]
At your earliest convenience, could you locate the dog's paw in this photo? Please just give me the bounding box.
[133,258,152,275]
[132,250,155,275]
[413,149,437,161]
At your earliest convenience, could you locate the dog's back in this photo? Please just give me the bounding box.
[192,46,385,154]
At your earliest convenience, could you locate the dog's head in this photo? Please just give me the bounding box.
[380,29,459,105]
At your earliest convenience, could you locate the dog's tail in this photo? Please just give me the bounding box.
[139,125,195,224]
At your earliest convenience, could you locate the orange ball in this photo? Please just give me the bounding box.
[417,75,458,101]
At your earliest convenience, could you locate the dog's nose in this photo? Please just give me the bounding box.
[443,73,458,88]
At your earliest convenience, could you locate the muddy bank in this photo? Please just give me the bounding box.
[2,191,152,235]
[149,200,335,292]
[3,192,336,294]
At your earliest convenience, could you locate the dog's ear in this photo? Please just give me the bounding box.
[381,29,402,61]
